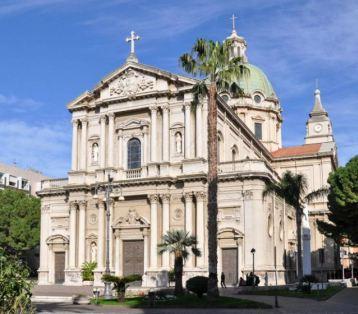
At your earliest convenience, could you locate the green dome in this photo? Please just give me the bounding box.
[237,63,276,98]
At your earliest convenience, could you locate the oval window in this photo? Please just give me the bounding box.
[254,95,262,104]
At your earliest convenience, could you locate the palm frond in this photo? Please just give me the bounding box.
[191,247,201,257]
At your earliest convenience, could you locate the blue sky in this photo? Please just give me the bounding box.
[0,0,357,177]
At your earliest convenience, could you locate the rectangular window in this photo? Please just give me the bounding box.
[254,122,262,140]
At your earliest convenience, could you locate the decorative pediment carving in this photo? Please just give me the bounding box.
[114,209,149,228]
[109,69,155,97]
[116,119,149,131]
[46,234,69,245]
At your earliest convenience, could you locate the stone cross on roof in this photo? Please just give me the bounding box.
[125,31,140,62]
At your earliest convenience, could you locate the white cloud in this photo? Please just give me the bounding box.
[0,120,70,177]
[0,94,43,112]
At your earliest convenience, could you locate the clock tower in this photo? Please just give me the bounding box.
[305,88,334,144]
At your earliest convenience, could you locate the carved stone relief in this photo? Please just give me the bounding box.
[110,69,155,97]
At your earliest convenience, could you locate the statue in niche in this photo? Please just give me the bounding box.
[92,143,99,163]
[175,132,182,154]
[90,242,97,262]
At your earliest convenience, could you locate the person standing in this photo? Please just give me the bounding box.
[220,272,226,288]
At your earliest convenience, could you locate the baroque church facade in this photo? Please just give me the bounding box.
[37,25,338,287]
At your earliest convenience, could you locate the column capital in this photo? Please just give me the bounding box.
[80,117,88,124]
[99,115,107,123]
[69,201,78,211]
[184,192,193,201]
[148,194,159,204]
[184,102,191,110]
[72,119,79,126]
[108,112,115,119]
[161,104,170,112]
[97,200,105,210]
[78,200,87,210]
[161,193,171,204]
[114,229,121,238]
[195,191,206,201]
[149,105,158,113]
[41,205,50,214]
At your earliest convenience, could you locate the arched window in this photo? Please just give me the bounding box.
[231,145,238,162]
[127,138,141,169]
[217,132,224,162]
[91,143,99,163]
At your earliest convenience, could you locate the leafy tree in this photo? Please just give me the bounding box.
[81,261,97,281]
[158,230,201,295]
[264,171,309,280]
[0,249,34,313]
[0,189,40,255]
[317,156,358,245]
[180,38,247,297]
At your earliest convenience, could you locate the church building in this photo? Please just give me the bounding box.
[37,22,338,287]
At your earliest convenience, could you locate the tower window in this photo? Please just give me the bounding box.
[254,123,262,140]
[254,95,262,104]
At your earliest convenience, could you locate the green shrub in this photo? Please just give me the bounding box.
[186,276,208,298]
[0,249,35,313]
[81,261,97,281]
[298,275,319,293]
[102,274,142,301]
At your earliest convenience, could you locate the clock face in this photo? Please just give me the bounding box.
[314,124,322,133]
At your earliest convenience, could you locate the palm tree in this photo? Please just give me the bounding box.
[180,38,248,297]
[158,230,201,295]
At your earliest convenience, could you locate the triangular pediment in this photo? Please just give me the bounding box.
[68,61,197,110]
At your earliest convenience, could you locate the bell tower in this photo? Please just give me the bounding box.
[305,88,334,144]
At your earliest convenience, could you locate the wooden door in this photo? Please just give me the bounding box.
[54,252,65,284]
[222,248,238,286]
[123,240,144,276]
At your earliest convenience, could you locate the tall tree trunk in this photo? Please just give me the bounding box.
[207,82,219,298]
[296,208,303,280]
[174,255,183,295]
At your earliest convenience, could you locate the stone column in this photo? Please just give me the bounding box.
[97,201,105,270]
[196,103,203,158]
[38,205,50,283]
[108,113,115,167]
[77,201,87,268]
[143,126,149,164]
[195,192,205,267]
[117,130,123,169]
[184,103,191,159]
[162,105,170,162]
[143,229,150,273]
[71,120,79,171]
[100,116,106,168]
[149,194,159,268]
[161,194,170,268]
[184,192,193,267]
[114,231,122,276]
[109,200,114,270]
[80,118,87,170]
[150,106,158,162]
[69,202,78,269]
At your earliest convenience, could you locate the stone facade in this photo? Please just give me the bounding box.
[37,27,338,287]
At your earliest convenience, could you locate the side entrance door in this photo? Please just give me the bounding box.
[123,240,144,276]
[54,252,65,284]
[222,248,238,286]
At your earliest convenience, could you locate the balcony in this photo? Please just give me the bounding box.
[218,159,268,174]
[125,168,142,179]
[41,178,68,189]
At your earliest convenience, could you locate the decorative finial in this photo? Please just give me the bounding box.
[231,14,238,34]
[125,30,140,62]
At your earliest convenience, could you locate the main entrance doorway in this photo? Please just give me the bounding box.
[123,240,144,276]
[54,252,65,284]
[222,248,238,286]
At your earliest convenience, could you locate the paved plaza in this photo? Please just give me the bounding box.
[34,286,358,313]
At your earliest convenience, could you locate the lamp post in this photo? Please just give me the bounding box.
[251,248,256,276]
[94,174,125,300]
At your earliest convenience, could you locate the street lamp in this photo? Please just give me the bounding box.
[93,174,124,300]
[251,248,256,276]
